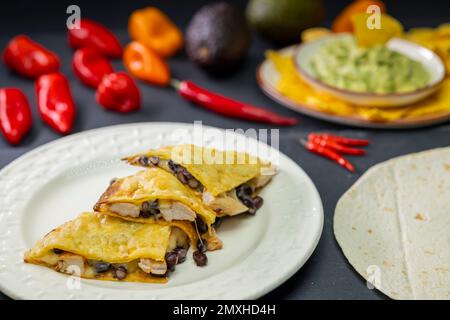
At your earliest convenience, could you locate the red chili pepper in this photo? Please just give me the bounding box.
[0,88,32,144]
[309,133,370,146]
[301,139,355,172]
[68,19,123,58]
[3,35,60,79]
[72,47,114,88]
[309,135,366,156]
[36,73,76,134]
[96,72,141,113]
[173,80,298,126]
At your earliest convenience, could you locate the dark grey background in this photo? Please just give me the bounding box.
[0,0,449,300]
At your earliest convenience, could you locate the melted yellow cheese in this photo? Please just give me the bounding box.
[24,213,198,283]
[125,144,267,197]
[95,168,216,225]
[25,212,172,263]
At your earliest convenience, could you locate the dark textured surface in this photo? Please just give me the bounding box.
[0,0,449,300]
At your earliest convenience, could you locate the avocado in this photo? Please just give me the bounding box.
[246,0,325,45]
[186,2,251,74]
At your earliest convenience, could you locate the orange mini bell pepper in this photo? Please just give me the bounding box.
[128,7,183,57]
[332,0,386,33]
[123,41,171,86]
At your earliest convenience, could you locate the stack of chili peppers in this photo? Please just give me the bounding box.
[301,133,369,172]
[0,6,297,146]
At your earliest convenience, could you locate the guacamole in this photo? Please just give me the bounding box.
[310,37,430,94]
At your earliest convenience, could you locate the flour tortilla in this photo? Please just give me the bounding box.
[334,147,450,300]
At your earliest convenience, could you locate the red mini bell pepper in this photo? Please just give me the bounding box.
[72,47,114,88]
[3,35,60,79]
[0,88,32,144]
[96,72,140,113]
[36,73,76,134]
[68,19,123,58]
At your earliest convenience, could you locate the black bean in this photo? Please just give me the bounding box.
[242,198,255,209]
[197,239,207,253]
[182,170,193,180]
[196,217,208,234]
[193,251,208,267]
[187,179,200,189]
[240,185,253,196]
[168,160,179,173]
[150,208,160,215]
[247,207,256,215]
[149,199,159,209]
[138,155,150,167]
[93,262,111,273]
[53,248,63,254]
[199,185,204,193]
[253,196,264,210]
[212,217,223,228]
[140,210,151,218]
[112,266,127,280]
[165,252,178,272]
[149,156,160,165]
[177,171,188,184]
[174,247,188,264]
[141,201,150,212]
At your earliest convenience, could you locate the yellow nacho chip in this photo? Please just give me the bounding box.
[352,13,404,47]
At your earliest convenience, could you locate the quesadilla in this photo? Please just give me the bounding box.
[334,147,450,300]
[24,212,197,283]
[123,144,277,216]
[94,167,223,252]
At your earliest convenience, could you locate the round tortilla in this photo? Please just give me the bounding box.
[334,147,450,300]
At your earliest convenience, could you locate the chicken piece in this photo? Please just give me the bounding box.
[202,190,248,216]
[55,253,86,275]
[138,259,167,275]
[159,202,196,221]
[167,227,190,251]
[109,202,140,218]
[205,228,223,251]
[250,165,278,189]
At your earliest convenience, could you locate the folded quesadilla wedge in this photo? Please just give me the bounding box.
[94,167,223,251]
[24,212,197,283]
[123,144,277,217]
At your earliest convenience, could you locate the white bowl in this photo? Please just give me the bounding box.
[294,34,446,108]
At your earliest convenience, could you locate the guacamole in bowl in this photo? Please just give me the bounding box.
[309,37,430,94]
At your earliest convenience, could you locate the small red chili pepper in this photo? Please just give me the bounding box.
[36,73,76,134]
[72,47,114,88]
[301,139,355,172]
[309,135,366,156]
[96,72,141,113]
[0,88,32,145]
[309,133,370,146]
[68,19,123,58]
[3,35,60,79]
[172,80,298,126]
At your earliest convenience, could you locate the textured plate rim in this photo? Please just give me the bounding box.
[0,122,323,300]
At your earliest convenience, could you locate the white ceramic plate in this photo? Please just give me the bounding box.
[295,34,446,107]
[0,122,323,300]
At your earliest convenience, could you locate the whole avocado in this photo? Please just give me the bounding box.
[186,2,251,74]
[246,0,325,45]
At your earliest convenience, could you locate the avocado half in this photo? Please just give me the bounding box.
[246,0,325,45]
[185,2,251,74]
